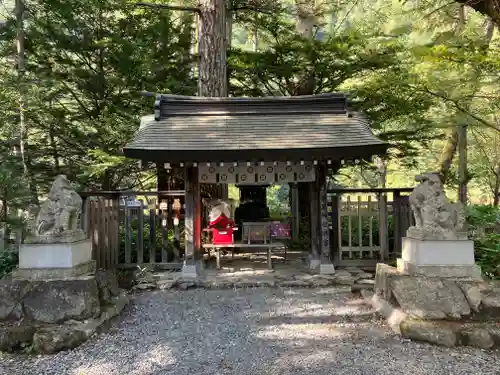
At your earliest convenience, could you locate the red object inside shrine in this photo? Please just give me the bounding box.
[209,214,236,245]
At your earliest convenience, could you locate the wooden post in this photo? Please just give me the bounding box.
[308,181,320,269]
[183,165,203,276]
[330,192,340,264]
[317,164,335,274]
[378,192,389,261]
[290,183,300,241]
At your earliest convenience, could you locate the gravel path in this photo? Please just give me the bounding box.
[2,287,500,375]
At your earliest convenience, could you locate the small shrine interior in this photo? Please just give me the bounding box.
[123,93,388,273]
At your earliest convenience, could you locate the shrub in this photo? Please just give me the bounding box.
[466,205,500,279]
[474,233,500,279]
[0,247,18,279]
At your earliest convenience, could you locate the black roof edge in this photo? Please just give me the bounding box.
[155,92,348,103]
[122,144,389,163]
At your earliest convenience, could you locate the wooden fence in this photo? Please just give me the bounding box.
[327,188,415,267]
[80,191,186,270]
[80,187,415,270]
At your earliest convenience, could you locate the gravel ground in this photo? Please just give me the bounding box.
[2,287,500,375]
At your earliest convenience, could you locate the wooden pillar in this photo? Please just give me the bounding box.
[330,193,340,264]
[378,192,389,261]
[308,181,321,268]
[183,165,203,276]
[317,163,335,274]
[290,183,300,241]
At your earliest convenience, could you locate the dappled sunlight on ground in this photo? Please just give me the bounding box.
[2,288,500,375]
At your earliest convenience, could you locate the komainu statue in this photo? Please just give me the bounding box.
[407,172,467,241]
[29,175,86,243]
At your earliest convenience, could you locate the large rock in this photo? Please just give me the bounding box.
[0,279,32,321]
[460,327,494,349]
[33,326,87,354]
[390,277,471,319]
[479,281,500,316]
[374,263,401,302]
[458,280,500,319]
[23,277,101,323]
[400,319,458,347]
[0,325,36,351]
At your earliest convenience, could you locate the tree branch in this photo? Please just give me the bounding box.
[135,2,200,13]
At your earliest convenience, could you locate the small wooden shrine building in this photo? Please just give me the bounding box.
[123,93,388,274]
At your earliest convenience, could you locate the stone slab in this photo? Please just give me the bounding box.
[181,260,205,278]
[24,229,87,244]
[398,260,482,280]
[401,237,475,265]
[18,239,92,269]
[306,256,320,270]
[12,260,96,281]
[319,263,335,275]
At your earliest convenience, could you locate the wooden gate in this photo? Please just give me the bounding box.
[328,188,414,267]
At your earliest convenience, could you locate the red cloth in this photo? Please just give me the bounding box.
[209,214,235,245]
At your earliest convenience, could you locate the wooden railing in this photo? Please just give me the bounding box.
[80,187,415,270]
[327,188,415,267]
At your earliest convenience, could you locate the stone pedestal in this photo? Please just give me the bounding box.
[181,259,205,278]
[319,262,335,275]
[13,239,95,280]
[306,255,321,270]
[397,237,482,280]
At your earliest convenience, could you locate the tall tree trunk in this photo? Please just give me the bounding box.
[16,0,39,208]
[457,119,468,203]
[294,0,318,219]
[198,0,227,97]
[198,0,229,199]
[438,128,459,183]
[493,164,500,206]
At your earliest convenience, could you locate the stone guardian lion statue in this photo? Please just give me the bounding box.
[407,172,467,241]
[31,175,85,242]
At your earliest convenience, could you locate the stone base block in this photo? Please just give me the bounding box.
[12,260,96,281]
[19,239,92,269]
[398,237,481,279]
[319,263,335,275]
[306,255,321,270]
[401,237,475,265]
[182,260,205,278]
[397,259,482,280]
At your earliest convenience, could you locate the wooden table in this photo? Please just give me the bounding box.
[202,242,285,269]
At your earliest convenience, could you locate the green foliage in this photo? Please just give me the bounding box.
[1,0,197,192]
[466,205,500,279]
[474,233,500,280]
[119,217,185,263]
[0,247,18,279]
[267,184,289,220]
[283,217,311,251]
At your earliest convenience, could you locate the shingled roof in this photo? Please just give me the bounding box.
[123,93,388,163]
